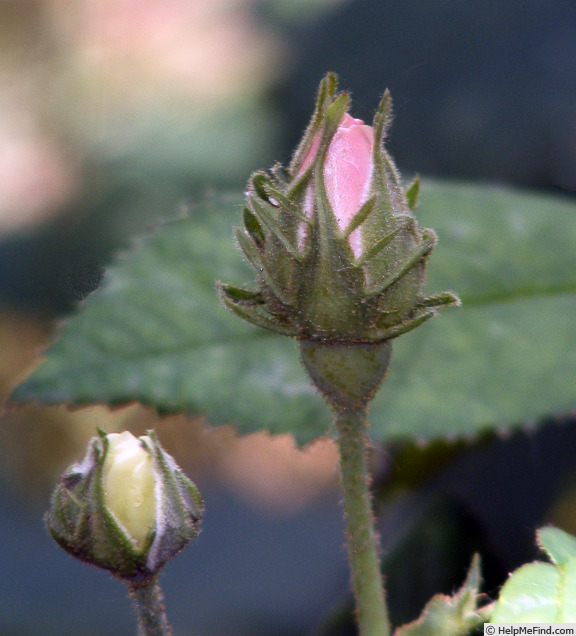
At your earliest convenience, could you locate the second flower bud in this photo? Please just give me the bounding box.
[46,430,203,581]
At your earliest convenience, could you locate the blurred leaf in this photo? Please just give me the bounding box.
[394,555,484,636]
[12,181,576,444]
[491,528,576,622]
[375,434,495,495]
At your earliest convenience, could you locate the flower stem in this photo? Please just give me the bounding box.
[335,406,390,636]
[127,575,172,636]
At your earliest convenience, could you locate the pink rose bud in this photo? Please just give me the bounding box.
[219,72,459,343]
[299,114,374,258]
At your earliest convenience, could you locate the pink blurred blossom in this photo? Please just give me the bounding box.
[52,0,284,103]
[0,92,78,232]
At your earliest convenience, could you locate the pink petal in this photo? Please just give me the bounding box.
[324,116,374,257]
[295,113,374,257]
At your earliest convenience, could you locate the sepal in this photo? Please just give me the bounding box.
[217,283,299,336]
[405,176,421,211]
[248,197,303,261]
[395,555,486,636]
[365,229,437,297]
[289,72,338,175]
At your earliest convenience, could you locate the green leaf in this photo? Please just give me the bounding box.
[491,529,576,623]
[12,181,576,443]
[376,180,576,440]
[491,563,563,622]
[537,526,576,567]
[394,555,485,636]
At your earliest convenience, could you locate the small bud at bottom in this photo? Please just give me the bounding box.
[45,429,203,581]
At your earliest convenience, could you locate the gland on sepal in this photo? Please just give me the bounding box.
[219,72,459,344]
[45,429,203,582]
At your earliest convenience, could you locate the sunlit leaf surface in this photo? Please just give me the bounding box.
[491,528,576,622]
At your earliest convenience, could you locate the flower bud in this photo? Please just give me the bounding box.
[102,432,157,552]
[219,72,458,343]
[299,113,373,259]
[45,430,203,581]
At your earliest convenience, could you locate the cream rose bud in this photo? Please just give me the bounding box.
[45,429,203,581]
[102,432,157,552]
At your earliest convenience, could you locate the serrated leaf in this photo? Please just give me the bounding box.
[538,526,576,567]
[394,555,484,636]
[12,181,576,443]
[490,554,576,623]
[375,180,576,440]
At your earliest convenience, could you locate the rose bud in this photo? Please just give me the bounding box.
[219,72,458,346]
[45,430,203,582]
[297,113,373,259]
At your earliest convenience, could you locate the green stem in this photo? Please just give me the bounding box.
[335,406,390,636]
[127,575,172,636]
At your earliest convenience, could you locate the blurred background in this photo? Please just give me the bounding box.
[1,1,576,634]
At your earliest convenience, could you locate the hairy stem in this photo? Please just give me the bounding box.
[335,407,390,636]
[127,576,172,636]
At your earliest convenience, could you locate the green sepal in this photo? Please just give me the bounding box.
[395,555,486,636]
[318,93,350,155]
[297,219,368,337]
[250,172,272,202]
[246,171,305,304]
[234,225,264,272]
[365,229,437,297]
[370,90,412,222]
[217,283,299,336]
[355,224,405,267]
[216,283,263,305]
[360,95,417,300]
[261,182,313,226]
[371,306,438,341]
[248,197,303,261]
[294,112,373,336]
[381,149,413,216]
[141,431,203,572]
[233,227,291,303]
[342,196,377,238]
[417,291,461,310]
[242,207,265,247]
[312,162,346,259]
[292,90,368,336]
[289,72,338,175]
[372,88,393,146]
[405,176,421,211]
